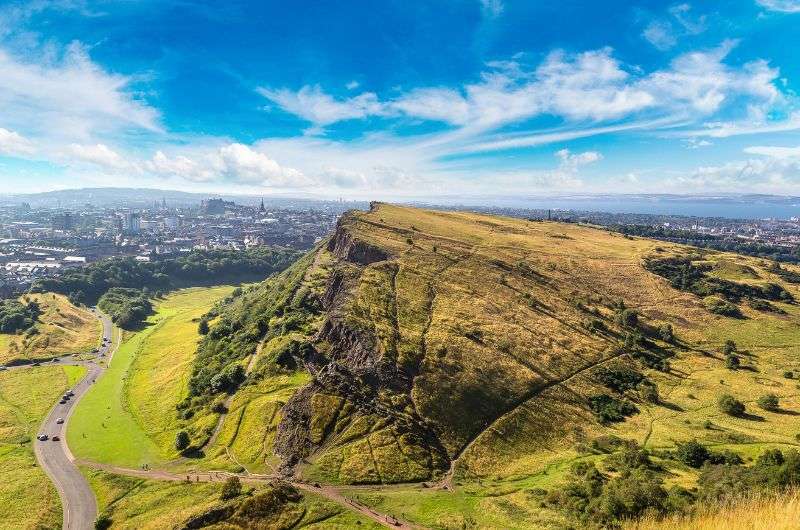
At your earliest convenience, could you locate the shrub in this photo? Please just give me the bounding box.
[784,371,794,379]
[94,515,112,530]
[725,354,740,370]
[757,393,779,411]
[675,439,711,468]
[723,340,737,355]
[640,381,660,404]
[707,298,742,317]
[174,430,190,451]
[221,476,242,500]
[658,323,674,343]
[198,319,210,335]
[588,394,638,424]
[718,394,745,416]
[617,309,639,328]
[594,366,644,393]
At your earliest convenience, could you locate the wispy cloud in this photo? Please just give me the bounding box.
[642,3,707,50]
[756,0,800,13]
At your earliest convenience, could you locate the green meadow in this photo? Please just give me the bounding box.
[0,365,87,529]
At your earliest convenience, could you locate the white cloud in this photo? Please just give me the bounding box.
[0,127,35,156]
[756,0,800,12]
[642,21,677,50]
[257,85,385,130]
[146,143,311,187]
[0,42,160,142]
[345,80,360,90]
[642,4,706,50]
[743,144,800,158]
[67,143,128,170]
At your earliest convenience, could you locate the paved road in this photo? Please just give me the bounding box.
[32,309,115,530]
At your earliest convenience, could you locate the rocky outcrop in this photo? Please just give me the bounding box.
[327,214,389,265]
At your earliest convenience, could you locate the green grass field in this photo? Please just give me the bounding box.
[68,287,236,468]
[0,365,87,529]
[0,293,100,365]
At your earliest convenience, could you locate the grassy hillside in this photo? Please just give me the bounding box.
[0,293,100,365]
[0,365,87,529]
[83,469,382,529]
[68,286,236,468]
[629,490,800,530]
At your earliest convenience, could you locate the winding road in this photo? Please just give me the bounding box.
[31,309,116,530]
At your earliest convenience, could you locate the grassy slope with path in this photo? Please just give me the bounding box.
[253,204,800,529]
[0,293,100,365]
[81,467,384,529]
[68,286,235,468]
[0,365,87,529]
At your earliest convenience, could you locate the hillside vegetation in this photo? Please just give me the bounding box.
[165,203,800,527]
[0,293,100,365]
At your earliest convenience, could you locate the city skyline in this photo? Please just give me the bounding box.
[1,0,800,197]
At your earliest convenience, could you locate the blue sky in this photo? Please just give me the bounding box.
[1,0,800,198]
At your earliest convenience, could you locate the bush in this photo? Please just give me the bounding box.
[588,394,638,424]
[94,515,112,530]
[718,394,745,416]
[639,381,660,404]
[725,354,740,370]
[0,299,40,333]
[757,393,779,411]
[617,309,639,328]
[784,371,794,379]
[175,430,190,451]
[675,439,711,468]
[221,476,242,500]
[707,298,742,317]
[723,340,737,355]
[658,323,674,343]
[594,366,644,393]
[198,319,210,335]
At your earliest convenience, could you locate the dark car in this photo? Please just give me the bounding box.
[52,436,60,441]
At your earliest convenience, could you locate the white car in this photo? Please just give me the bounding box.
[56,418,64,424]
[37,434,48,441]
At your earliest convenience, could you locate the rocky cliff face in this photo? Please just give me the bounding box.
[273,210,449,482]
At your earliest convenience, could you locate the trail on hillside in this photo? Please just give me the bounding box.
[438,348,628,489]
[205,338,266,450]
[79,460,421,529]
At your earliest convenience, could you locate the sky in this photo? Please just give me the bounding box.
[0,0,800,199]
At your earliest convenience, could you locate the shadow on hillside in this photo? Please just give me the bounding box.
[739,412,766,422]
[773,408,800,416]
[659,400,684,412]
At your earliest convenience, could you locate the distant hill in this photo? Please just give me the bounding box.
[182,203,800,527]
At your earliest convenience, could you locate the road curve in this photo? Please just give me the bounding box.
[33,310,115,530]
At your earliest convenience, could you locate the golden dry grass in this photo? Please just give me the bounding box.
[0,293,100,364]
[629,490,800,530]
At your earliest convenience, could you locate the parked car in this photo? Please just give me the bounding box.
[52,436,60,441]
[37,434,48,441]
[56,418,64,424]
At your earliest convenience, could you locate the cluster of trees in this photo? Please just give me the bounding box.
[644,256,793,316]
[0,298,41,333]
[183,253,319,405]
[548,438,800,527]
[31,247,301,305]
[97,288,153,329]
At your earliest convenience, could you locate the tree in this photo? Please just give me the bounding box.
[174,430,190,451]
[718,394,745,416]
[757,393,779,411]
[675,439,710,468]
[723,339,737,355]
[198,319,210,335]
[221,476,242,500]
